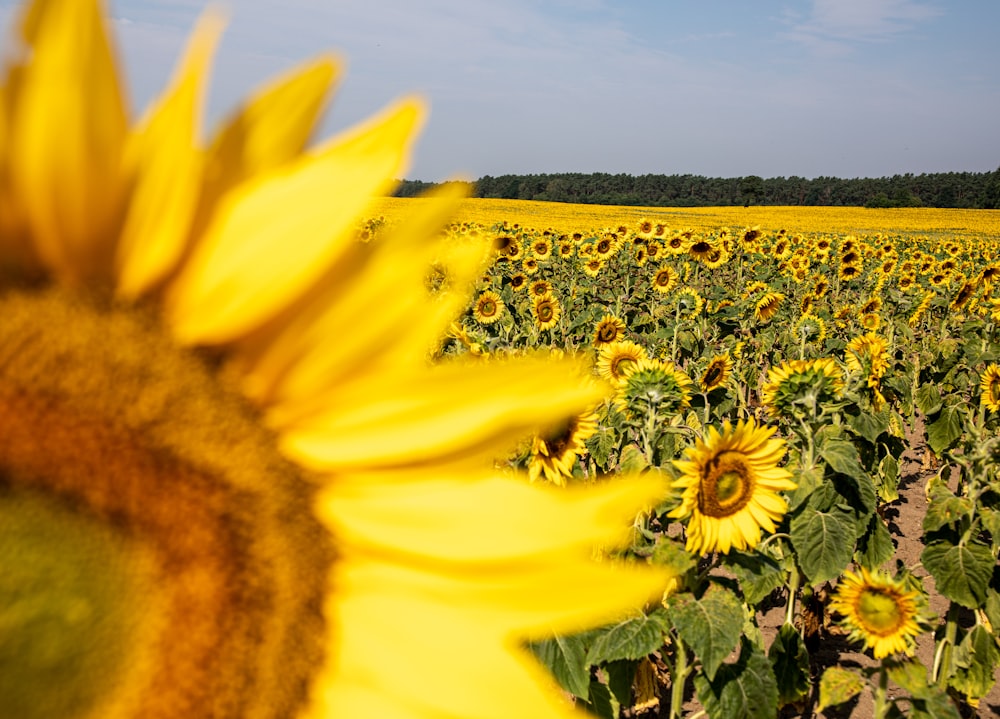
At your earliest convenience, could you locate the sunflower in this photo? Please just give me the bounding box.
[530,236,552,261]
[505,240,524,261]
[522,257,539,275]
[557,239,575,259]
[529,279,552,297]
[859,296,882,315]
[594,233,620,258]
[794,313,827,344]
[532,292,562,331]
[0,3,666,718]
[473,290,504,325]
[980,364,1000,412]
[509,272,528,291]
[635,217,655,239]
[664,233,689,255]
[754,292,785,323]
[593,314,627,347]
[839,264,862,281]
[668,419,796,555]
[582,257,604,277]
[676,287,704,318]
[950,278,978,311]
[700,354,732,393]
[645,240,663,260]
[687,235,717,262]
[597,340,648,384]
[761,358,843,419]
[908,291,934,328]
[829,568,927,659]
[616,358,693,420]
[651,264,679,294]
[845,333,890,387]
[528,407,599,485]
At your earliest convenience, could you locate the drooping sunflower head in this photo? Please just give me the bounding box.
[668,419,796,555]
[700,354,732,393]
[950,278,978,312]
[980,363,1000,412]
[829,568,928,659]
[761,358,844,419]
[651,264,679,294]
[845,332,890,384]
[596,340,649,385]
[473,289,505,325]
[593,313,627,347]
[616,358,693,420]
[527,407,599,486]
[532,292,561,331]
[687,234,717,261]
[754,292,785,323]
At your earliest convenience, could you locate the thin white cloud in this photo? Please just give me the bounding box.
[784,0,942,54]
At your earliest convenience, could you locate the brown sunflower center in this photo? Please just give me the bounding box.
[699,451,754,517]
[597,323,618,343]
[537,303,554,322]
[479,299,497,316]
[702,364,723,389]
[855,588,906,635]
[0,287,331,719]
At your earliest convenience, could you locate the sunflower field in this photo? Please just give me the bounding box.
[374,200,1000,719]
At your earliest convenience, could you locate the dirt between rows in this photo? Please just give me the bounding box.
[641,418,1000,719]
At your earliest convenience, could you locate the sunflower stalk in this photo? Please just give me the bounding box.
[872,665,890,719]
[667,631,691,719]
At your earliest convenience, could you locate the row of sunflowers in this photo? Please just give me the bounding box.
[413,215,1000,718]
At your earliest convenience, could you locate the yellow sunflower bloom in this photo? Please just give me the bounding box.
[593,313,627,347]
[980,363,1000,412]
[0,3,666,718]
[596,340,649,385]
[532,292,562,331]
[754,291,785,323]
[829,568,927,660]
[700,354,732,393]
[651,264,679,294]
[669,419,796,555]
[528,407,599,486]
[473,289,504,325]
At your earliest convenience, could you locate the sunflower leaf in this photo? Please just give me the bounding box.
[790,506,855,585]
[915,383,943,416]
[926,406,962,455]
[529,632,593,699]
[816,666,865,712]
[728,550,788,606]
[856,514,895,571]
[667,586,744,681]
[846,407,890,445]
[949,625,1000,707]
[583,679,617,719]
[921,540,993,608]
[693,642,778,719]
[585,613,668,665]
[768,623,811,706]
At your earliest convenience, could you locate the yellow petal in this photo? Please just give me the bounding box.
[167,98,424,345]
[203,55,340,203]
[279,358,607,472]
[236,181,472,409]
[115,10,224,299]
[10,0,127,283]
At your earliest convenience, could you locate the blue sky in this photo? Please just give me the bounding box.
[3,0,998,182]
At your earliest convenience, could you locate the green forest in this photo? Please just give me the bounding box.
[395,169,1000,209]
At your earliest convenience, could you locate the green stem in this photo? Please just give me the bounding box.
[873,665,890,719]
[932,604,961,685]
[668,633,689,719]
[784,566,801,627]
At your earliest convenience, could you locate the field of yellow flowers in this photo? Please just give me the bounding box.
[371,198,1000,719]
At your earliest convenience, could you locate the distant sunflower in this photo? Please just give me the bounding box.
[794,313,827,344]
[593,314,627,347]
[754,292,785,323]
[980,364,1000,412]
[761,358,843,419]
[616,358,693,420]
[509,272,528,291]
[636,217,655,238]
[557,240,575,259]
[597,341,648,384]
[700,354,732,393]
[529,279,552,297]
[702,246,729,269]
[950,279,978,311]
[528,407,599,485]
[845,333,890,387]
[813,277,830,298]
[687,235,716,262]
[531,237,552,260]
[829,568,927,660]
[522,257,539,275]
[898,273,916,291]
[505,240,524,261]
[665,233,688,255]
[595,234,619,258]
[473,290,504,325]
[669,419,796,555]
[651,265,679,294]
[582,257,604,277]
[532,293,561,331]
[676,288,704,319]
[860,313,881,331]
[646,240,663,260]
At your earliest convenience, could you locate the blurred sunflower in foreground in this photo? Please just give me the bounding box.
[0,2,665,718]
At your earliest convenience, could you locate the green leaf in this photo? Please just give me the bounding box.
[856,514,896,570]
[668,587,744,681]
[605,660,638,710]
[949,625,1000,705]
[728,550,788,606]
[586,613,667,665]
[847,407,890,444]
[693,643,778,719]
[877,454,900,503]
[921,540,994,608]
[790,506,855,585]
[786,464,822,513]
[926,406,962,455]
[587,427,617,469]
[817,437,868,483]
[650,537,697,577]
[915,383,943,416]
[817,666,864,712]
[584,678,617,719]
[530,633,592,699]
[618,443,649,473]
[923,481,973,533]
[768,623,810,706]
[885,658,932,698]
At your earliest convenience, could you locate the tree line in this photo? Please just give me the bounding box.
[394,169,1000,209]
